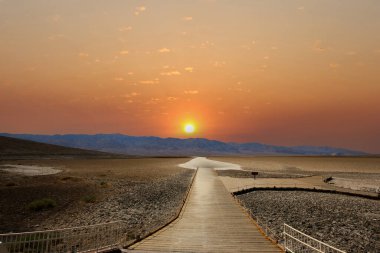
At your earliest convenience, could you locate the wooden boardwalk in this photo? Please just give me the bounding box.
[128,168,281,252]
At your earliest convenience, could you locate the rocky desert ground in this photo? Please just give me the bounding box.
[0,158,194,241]
[216,156,380,253]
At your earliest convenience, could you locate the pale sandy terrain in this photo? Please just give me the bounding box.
[329,177,380,193]
[219,176,318,192]
[212,156,380,173]
[215,156,380,193]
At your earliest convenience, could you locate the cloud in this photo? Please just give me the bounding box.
[119,26,132,32]
[160,71,181,76]
[200,41,215,48]
[114,77,124,81]
[184,67,194,73]
[78,52,89,57]
[263,56,270,60]
[271,46,278,50]
[313,40,326,52]
[167,97,178,101]
[183,16,193,21]
[146,98,160,105]
[297,6,305,11]
[127,72,134,75]
[124,92,140,98]
[329,63,340,69]
[212,61,226,67]
[48,34,65,40]
[139,79,159,84]
[49,14,61,23]
[346,51,357,56]
[135,6,146,16]
[158,48,171,53]
[119,50,129,55]
[184,90,199,95]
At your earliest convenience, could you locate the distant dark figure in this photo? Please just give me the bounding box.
[251,171,259,180]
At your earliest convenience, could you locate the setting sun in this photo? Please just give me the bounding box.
[184,123,196,134]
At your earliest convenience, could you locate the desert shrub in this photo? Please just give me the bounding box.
[61,176,81,182]
[99,181,109,187]
[82,195,96,203]
[28,198,57,211]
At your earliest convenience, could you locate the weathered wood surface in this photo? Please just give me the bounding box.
[128,168,281,252]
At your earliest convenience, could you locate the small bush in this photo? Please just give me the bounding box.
[82,195,96,203]
[28,198,57,211]
[100,181,108,187]
[61,176,81,182]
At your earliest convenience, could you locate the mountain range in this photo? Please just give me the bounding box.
[0,135,125,159]
[0,133,367,156]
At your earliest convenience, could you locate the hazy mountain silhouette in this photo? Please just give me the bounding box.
[0,135,126,159]
[0,133,367,156]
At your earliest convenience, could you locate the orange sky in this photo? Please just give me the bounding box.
[0,0,379,153]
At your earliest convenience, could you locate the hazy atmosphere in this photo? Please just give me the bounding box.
[1,0,379,153]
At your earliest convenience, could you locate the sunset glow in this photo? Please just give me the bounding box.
[0,0,379,153]
[184,123,196,134]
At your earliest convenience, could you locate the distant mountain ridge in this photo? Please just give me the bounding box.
[0,133,367,156]
[0,135,125,158]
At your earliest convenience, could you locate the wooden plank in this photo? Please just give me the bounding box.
[128,168,282,252]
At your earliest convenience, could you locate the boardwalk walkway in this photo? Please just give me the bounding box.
[128,167,281,252]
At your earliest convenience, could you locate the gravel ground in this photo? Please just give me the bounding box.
[38,170,195,239]
[0,161,194,241]
[237,191,380,253]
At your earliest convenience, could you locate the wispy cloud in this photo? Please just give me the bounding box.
[212,60,226,67]
[160,71,181,76]
[184,67,194,73]
[48,34,65,41]
[114,77,124,81]
[329,63,340,69]
[346,51,357,56]
[184,90,199,95]
[123,92,140,98]
[119,50,129,55]
[78,52,89,57]
[158,48,171,53]
[200,41,215,49]
[297,6,305,11]
[146,98,160,105]
[135,6,146,16]
[313,40,326,52]
[118,26,132,32]
[48,14,61,23]
[182,16,193,21]
[167,97,178,101]
[139,79,159,84]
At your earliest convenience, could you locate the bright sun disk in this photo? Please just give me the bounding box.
[184,123,195,134]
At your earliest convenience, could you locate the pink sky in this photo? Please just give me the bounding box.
[0,0,379,153]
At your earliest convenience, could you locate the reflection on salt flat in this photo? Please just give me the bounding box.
[0,164,62,176]
[178,157,242,170]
